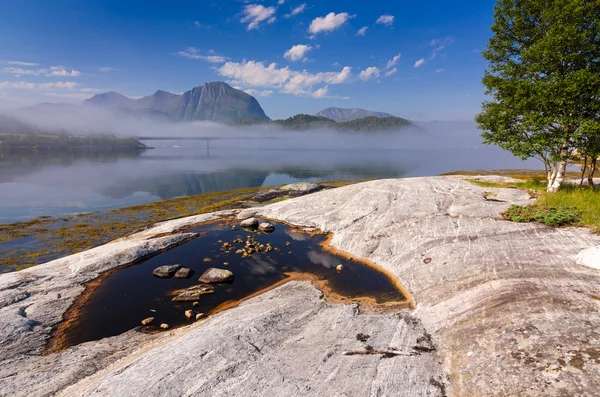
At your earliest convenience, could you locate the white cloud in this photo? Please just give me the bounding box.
[356,26,368,36]
[414,59,425,68]
[260,90,273,97]
[176,47,228,63]
[435,68,446,73]
[376,14,394,26]
[284,44,313,62]
[2,64,80,77]
[43,92,94,100]
[312,86,328,98]
[429,37,454,59]
[98,66,116,72]
[384,68,397,77]
[386,53,401,69]
[216,60,352,96]
[0,80,79,90]
[278,0,285,4]
[2,67,41,76]
[193,21,212,29]
[5,61,39,66]
[308,12,352,35]
[241,4,277,30]
[285,3,306,18]
[47,65,81,77]
[359,66,380,81]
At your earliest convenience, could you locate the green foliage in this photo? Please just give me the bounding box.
[273,114,337,130]
[232,114,414,132]
[501,204,582,227]
[337,116,412,132]
[476,0,600,189]
[0,133,148,152]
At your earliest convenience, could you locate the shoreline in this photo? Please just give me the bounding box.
[0,176,599,396]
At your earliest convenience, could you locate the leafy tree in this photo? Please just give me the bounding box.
[476,0,600,192]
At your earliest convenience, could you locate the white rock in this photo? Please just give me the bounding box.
[240,217,259,228]
[576,245,600,270]
[279,182,321,194]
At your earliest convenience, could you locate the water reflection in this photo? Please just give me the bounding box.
[0,138,542,223]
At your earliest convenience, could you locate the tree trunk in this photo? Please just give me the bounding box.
[589,157,597,188]
[547,139,570,193]
[580,156,588,186]
[548,161,567,192]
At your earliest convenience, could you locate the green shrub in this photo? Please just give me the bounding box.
[501,204,582,227]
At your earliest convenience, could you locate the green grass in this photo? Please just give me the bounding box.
[447,170,600,232]
[0,180,364,272]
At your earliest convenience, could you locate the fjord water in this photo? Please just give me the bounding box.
[61,219,406,348]
[0,133,541,223]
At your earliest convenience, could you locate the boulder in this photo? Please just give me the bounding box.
[172,284,215,301]
[198,268,234,283]
[259,222,275,232]
[279,182,322,195]
[240,218,259,228]
[236,208,261,220]
[174,267,194,279]
[152,264,182,278]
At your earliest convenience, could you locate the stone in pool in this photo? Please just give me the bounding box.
[259,222,275,232]
[198,268,234,284]
[174,267,194,279]
[172,285,215,301]
[240,218,259,228]
[152,264,182,278]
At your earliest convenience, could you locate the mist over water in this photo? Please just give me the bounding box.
[0,108,543,223]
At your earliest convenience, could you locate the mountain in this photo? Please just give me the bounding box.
[0,113,41,135]
[84,82,270,122]
[315,107,395,123]
[232,113,416,132]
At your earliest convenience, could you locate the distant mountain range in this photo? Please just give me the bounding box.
[315,107,395,122]
[84,82,269,122]
[0,82,422,135]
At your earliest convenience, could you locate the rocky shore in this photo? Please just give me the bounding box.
[1,176,599,396]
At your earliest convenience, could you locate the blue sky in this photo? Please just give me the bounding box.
[0,0,497,120]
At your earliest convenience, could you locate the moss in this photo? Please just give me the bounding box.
[0,181,368,272]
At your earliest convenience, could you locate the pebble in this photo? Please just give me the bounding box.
[160,323,170,330]
[185,310,193,319]
[336,264,344,272]
[141,317,154,326]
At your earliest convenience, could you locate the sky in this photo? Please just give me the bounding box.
[0,0,498,121]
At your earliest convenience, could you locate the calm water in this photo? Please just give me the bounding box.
[61,219,406,347]
[0,135,542,223]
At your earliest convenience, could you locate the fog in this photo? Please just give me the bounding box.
[3,102,485,151]
[0,103,544,223]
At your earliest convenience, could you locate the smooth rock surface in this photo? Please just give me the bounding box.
[152,264,182,278]
[279,182,322,194]
[2,177,600,397]
[171,285,215,302]
[173,267,193,279]
[240,217,259,228]
[258,222,274,232]
[198,268,234,283]
[576,245,600,270]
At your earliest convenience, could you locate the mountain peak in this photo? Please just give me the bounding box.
[82,82,269,122]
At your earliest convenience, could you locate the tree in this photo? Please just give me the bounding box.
[575,120,600,186]
[476,0,600,192]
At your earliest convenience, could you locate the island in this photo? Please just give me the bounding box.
[0,132,150,153]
